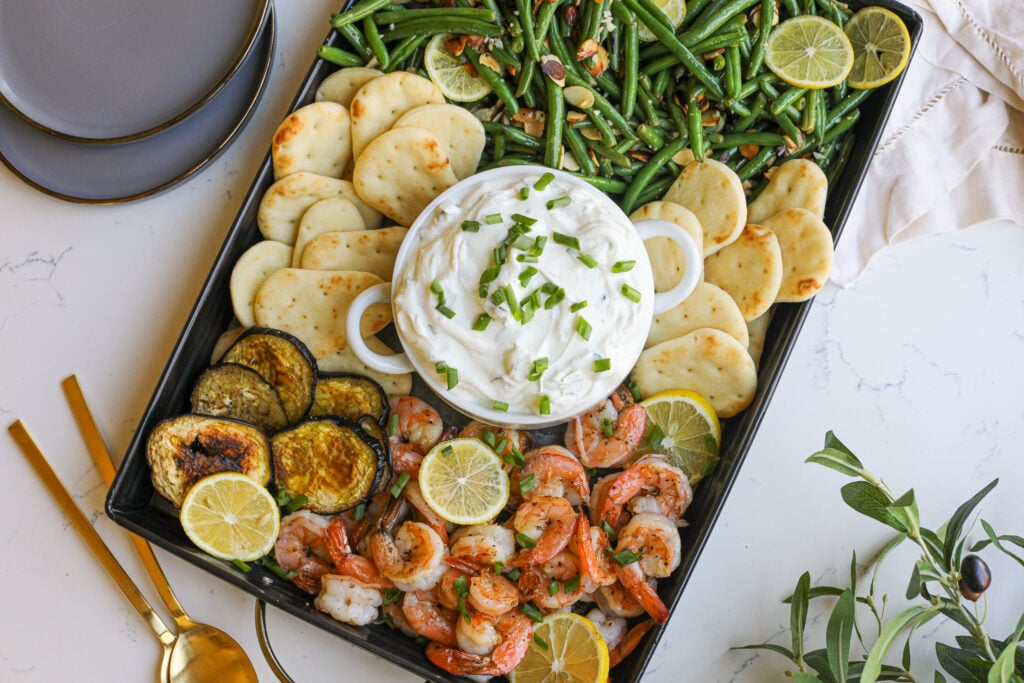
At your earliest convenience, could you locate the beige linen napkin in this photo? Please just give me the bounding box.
[831,0,1024,286]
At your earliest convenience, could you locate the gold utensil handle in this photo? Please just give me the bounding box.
[8,420,175,645]
[60,375,190,623]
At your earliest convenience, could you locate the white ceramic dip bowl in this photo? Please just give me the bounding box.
[347,166,701,428]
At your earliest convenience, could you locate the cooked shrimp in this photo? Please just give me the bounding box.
[611,513,677,624]
[274,510,334,594]
[338,492,388,553]
[608,619,656,668]
[391,442,424,477]
[370,519,448,592]
[323,518,391,589]
[599,455,693,528]
[402,588,459,647]
[449,523,516,566]
[593,580,648,618]
[403,479,450,545]
[584,607,628,651]
[565,386,646,468]
[514,445,590,505]
[315,574,383,626]
[458,421,532,462]
[427,609,532,676]
[588,473,620,526]
[383,599,419,639]
[443,555,522,617]
[520,549,585,610]
[389,396,445,454]
[506,496,576,568]
[573,513,617,591]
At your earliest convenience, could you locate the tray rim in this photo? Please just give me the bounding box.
[106,2,924,680]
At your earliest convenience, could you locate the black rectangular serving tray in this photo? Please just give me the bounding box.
[108,3,922,681]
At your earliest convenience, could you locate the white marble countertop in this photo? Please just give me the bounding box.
[2,3,1021,681]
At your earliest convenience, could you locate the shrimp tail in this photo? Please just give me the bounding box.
[608,619,656,668]
[614,563,670,625]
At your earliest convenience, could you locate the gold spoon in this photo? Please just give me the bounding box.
[60,375,259,683]
[9,419,178,682]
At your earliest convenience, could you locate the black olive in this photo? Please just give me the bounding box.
[958,554,991,601]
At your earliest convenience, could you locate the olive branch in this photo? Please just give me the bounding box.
[737,431,1024,682]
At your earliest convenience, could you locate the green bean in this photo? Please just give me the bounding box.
[318,45,364,68]
[621,0,724,99]
[481,122,544,150]
[547,24,589,82]
[634,174,677,206]
[362,16,389,70]
[652,68,672,98]
[493,131,506,161]
[711,131,785,148]
[667,93,688,134]
[636,80,663,127]
[584,137,633,168]
[685,13,747,48]
[596,74,623,100]
[585,108,618,144]
[373,7,497,24]
[780,0,800,16]
[515,58,536,98]
[564,73,637,138]
[770,86,807,116]
[735,144,776,180]
[597,157,613,177]
[687,87,706,161]
[490,45,522,71]
[680,0,758,46]
[724,45,742,98]
[758,77,781,99]
[731,93,765,131]
[464,47,521,114]
[536,0,563,44]
[724,98,751,117]
[622,15,640,118]
[820,110,860,145]
[620,135,687,213]
[481,155,538,171]
[824,134,854,186]
[633,0,677,33]
[545,76,566,168]
[335,23,373,61]
[571,173,629,194]
[637,123,667,150]
[800,88,820,133]
[746,0,773,78]
[564,127,599,175]
[330,0,393,30]
[680,0,715,28]
[384,34,426,70]
[824,88,871,129]
[582,0,605,43]
[736,72,776,99]
[383,18,502,40]
[812,87,828,142]
[517,0,542,62]
[772,111,804,146]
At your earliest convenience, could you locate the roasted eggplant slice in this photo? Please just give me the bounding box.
[146,415,272,508]
[272,417,386,513]
[356,414,392,498]
[190,363,289,431]
[221,327,316,424]
[310,373,389,426]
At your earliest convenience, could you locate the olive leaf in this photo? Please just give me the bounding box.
[792,571,811,665]
[935,672,949,683]
[935,641,991,682]
[921,527,950,572]
[971,520,1024,569]
[731,642,796,659]
[861,605,939,683]
[886,489,920,537]
[791,672,825,683]
[841,481,906,532]
[942,478,998,569]
[825,588,855,683]
[806,446,866,478]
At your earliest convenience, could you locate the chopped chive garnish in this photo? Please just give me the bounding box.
[564,575,581,593]
[504,284,520,317]
[519,473,536,494]
[430,279,444,296]
[546,196,572,209]
[472,312,492,331]
[454,575,469,596]
[494,245,507,265]
[490,289,506,306]
[461,219,481,232]
[612,260,636,273]
[493,399,510,413]
[232,559,251,572]
[352,502,366,521]
[390,471,411,498]
[548,581,559,596]
[540,282,559,295]
[552,232,581,250]
[575,316,592,340]
[518,186,530,200]
[436,304,456,319]
[612,549,642,566]
[543,287,565,309]
[578,254,598,268]
[628,380,641,401]
[442,444,454,457]
[285,493,308,512]
[482,429,497,448]
[446,366,459,390]
[388,413,399,437]
[519,266,538,287]
[570,300,588,312]
[494,561,505,575]
[534,172,555,190]
[621,284,642,302]
[539,394,551,415]
[485,213,503,224]
[511,213,537,226]
[593,358,611,372]
[480,265,501,286]
[435,360,448,373]
[382,614,397,629]
[510,445,526,467]
[520,602,544,623]
[599,520,618,543]
[533,633,550,650]
[259,556,296,580]
[516,532,537,549]
[495,437,509,454]
[528,357,548,380]
[510,234,535,250]
[647,424,665,450]
[530,235,548,255]
[601,417,614,437]
[383,587,402,605]
[516,254,539,263]
[507,567,522,581]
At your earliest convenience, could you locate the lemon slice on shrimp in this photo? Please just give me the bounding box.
[179,472,280,562]
[509,612,610,683]
[635,390,721,485]
[419,438,509,525]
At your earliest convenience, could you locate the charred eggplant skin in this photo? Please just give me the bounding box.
[221,327,317,424]
[271,416,390,514]
[190,362,289,431]
[146,414,272,507]
[310,373,390,427]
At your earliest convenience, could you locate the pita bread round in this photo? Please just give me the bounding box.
[646,281,749,349]
[393,104,486,180]
[272,101,352,180]
[292,197,367,268]
[747,159,828,225]
[229,240,293,327]
[257,172,381,245]
[349,71,445,158]
[299,227,408,280]
[629,201,704,292]
[762,208,834,302]
[663,159,746,257]
[315,67,384,107]
[703,224,782,322]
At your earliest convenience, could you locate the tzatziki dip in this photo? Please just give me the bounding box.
[393,170,654,420]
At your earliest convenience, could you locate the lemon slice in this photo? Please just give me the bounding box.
[424,33,493,102]
[418,437,509,525]
[765,15,854,89]
[179,472,280,562]
[843,6,911,90]
[509,612,610,683]
[637,0,686,42]
[635,389,721,485]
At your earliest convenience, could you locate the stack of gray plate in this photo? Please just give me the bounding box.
[0,0,276,203]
